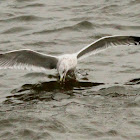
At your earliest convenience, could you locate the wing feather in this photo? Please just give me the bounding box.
[0,49,58,72]
[77,35,140,60]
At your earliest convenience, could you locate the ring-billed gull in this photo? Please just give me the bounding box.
[0,35,140,82]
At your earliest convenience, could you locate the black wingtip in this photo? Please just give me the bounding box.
[130,36,140,45]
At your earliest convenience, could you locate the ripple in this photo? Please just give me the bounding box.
[25,3,45,7]
[1,27,31,34]
[91,61,114,66]
[106,130,118,136]
[23,72,48,78]
[0,119,14,128]
[129,120,140,126]
[17,128,36,137]
[13,3,45,9]
[129,0,140,4]
[16,0,37,2]
[0,115,53,140]
[33,21,96,34]
[98,85,140,98]
[100,23,140,30]
[75,21,94,29]
[118,68,140,74]
[0,132,13,139]
[100,4,119,13]
[0,15,45,22]
[23,41,57,47]
[125,96,140,107]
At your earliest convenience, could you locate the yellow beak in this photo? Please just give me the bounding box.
[60,74,66,82]
[60,76,63,82]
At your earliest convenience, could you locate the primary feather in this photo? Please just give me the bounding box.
[77,35,140,60]
[0,49,58,72]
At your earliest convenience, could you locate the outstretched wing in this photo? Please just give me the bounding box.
[77,35,140,60]
[0,49,58,72]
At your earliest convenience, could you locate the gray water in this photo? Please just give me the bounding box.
[0,0,140,140]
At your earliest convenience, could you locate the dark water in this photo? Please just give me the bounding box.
[0,0,140,140]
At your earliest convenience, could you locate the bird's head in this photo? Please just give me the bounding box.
[58,63,68,82]
[59,69,67,82]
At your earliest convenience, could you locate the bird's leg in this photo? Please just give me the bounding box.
[73,69,77,79]
[72,70,77,81]
[70,71,76,79]
[67,70,77,81]
[71,69,77,78]
[59,76,63,82]
[59,72,67,82]
[62,72,67,82]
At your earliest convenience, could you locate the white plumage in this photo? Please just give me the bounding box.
[0,35,140,82]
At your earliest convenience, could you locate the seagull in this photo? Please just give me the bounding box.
[0,35,140,82]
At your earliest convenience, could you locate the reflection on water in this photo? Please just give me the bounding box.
[126,77,140,85]
[5,80,104,103]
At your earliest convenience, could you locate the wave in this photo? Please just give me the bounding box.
[33,21,96,34]
[100,4,119,12]
[1,27,31,34]
[75,21,95,29]
[0,15,45,22]
[23,41,58,47]
[101,23,140,30]
[17,3,45,8]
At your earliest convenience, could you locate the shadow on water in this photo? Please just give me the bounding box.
[125,78,140,85]
[5,80,104,104]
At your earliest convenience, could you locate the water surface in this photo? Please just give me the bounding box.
[0,0,140,140]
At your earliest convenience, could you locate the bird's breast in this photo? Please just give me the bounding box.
[58,54,77,70]
[68,56,77,70]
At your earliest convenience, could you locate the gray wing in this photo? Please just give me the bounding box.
[77,35,140,60]
[0,49,58,72]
